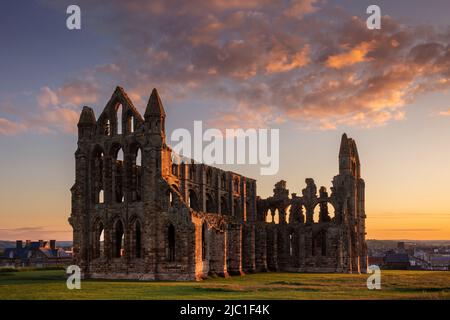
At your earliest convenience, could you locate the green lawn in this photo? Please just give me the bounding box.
[0,269,449,299]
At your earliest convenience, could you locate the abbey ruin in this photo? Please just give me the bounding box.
[69,87,368,280]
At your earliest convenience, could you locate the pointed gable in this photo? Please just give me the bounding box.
[96,86,144,135]
[145,88,166,118]
[78,106,96,127]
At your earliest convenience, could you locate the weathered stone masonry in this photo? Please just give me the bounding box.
[69,87,368,281]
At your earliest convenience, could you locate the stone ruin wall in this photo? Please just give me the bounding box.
[69,87,368,281]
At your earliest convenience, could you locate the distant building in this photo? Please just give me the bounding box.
[383,251,410,269]
[368,251,385,266]
[397,242,406,251]
[0,240,72,268]
[429,255,450,271]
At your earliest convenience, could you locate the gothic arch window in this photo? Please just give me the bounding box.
[116,104,123,135]
[273,209,280,224]
[313,204,320,223]
[201,222,207,261]
[114,147,125,203]
[188,190,199,211]
[167,189,174,207]
[92,148,105,204]
[314,202,334,223]
[104,119,111,136]
[126,114,134,133]
[167,224,175,262]
[98,190,104,204]
[94,221,104,259]
[285,205,292,224]
[131,147,142,202]
[113,220,125,258]
[265,209,273,223]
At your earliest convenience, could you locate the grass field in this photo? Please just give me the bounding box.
[0,269,449,299]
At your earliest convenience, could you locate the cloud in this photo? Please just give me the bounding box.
[266,45,310,73]
[87,1,450,130]
[0,78,102,135]
[37,87,59,108]
[6,0,450,135]
[438,108,450,116]
[326,41,374,69]
[0,118,27,135]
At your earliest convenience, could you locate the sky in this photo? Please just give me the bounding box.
[1,0,450,240]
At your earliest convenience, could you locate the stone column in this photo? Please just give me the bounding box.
[255,224,267,272]
[242,223,256,273]
[226,223,244,275]
[208,230,228,277]
[266,226,278,271]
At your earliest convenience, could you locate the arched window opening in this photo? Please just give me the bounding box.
[168,224,175,262]
[127,115,134,133]
[99,229,104,257]
[313,204,320,223]
[290,203,306,224]
[265,210,273,223]
[188,190,199,211]
[273,209,280,224]
[135,221,142,258]
[327,202,336,221]
[132,147,142,202]
[136,148,141,166]
[94,222,104,259]
[98,190,104,204]
[116,104,123,134]
[114,148,124,203]
[114,220,125,258]
[202,223,207,261]
[285,205,291,224]
[104,119,111,136]
[92,149,104,204]
[167,189,174,207]
[314,202,334,223]
[117,148,124,161]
